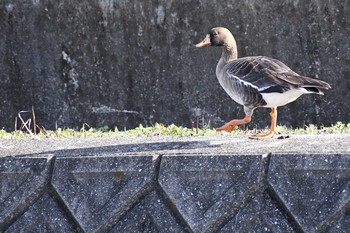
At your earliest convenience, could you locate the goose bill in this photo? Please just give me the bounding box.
[195,34,211,48]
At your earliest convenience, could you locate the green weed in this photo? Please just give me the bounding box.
[1,122,350,139]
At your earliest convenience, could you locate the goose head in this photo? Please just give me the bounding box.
[195,27,236,47]
[195,27,238,59]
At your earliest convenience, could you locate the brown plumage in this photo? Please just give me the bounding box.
[195,27,331,139]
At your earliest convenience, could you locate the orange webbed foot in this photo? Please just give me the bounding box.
[216,124,239,133]
[216,115,252,133]
[249,130,277,140]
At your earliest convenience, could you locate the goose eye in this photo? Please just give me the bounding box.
[211,32,219,41]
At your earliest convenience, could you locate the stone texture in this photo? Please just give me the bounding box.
[4,192,77,233]
[327,209,350,233]
[110,190,187,233]
[0,0,349,131]
[268,154,350,233]
[1,136,350,232]
[0,157,51,231]
[1,134,350,158]
[159,154,264,233]
[219,191,295,232]
[51,155,158,233]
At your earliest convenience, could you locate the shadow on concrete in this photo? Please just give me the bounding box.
[17,140,219,158]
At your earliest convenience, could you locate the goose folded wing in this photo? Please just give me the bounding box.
[226,56,292,94]
[227,56,330,94]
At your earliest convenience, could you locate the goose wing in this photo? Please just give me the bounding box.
[225,56,331,94]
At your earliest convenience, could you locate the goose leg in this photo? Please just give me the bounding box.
[216,115,252,133]
[249,107,277,139]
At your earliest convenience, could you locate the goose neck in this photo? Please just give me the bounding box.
[222,44,237,62]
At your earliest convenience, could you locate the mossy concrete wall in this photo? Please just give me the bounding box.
[0,135,350,232]
[0,0,349,130]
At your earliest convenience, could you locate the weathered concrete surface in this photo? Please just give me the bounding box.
[159,155,264,232]
[52,156,158,233]
[110,190,187,233]
[0,134,349,157]
[0,0,349,131]
[0,157,51,231]
[0,134,350,232]
[5,192,78,233]
[268,154,350,233]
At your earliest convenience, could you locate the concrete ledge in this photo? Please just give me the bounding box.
[1,135,350,232]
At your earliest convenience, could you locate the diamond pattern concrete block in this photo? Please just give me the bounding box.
[52,155,157,233]
[110,190,187,232]
[5,192,77,233]
[159,155,263,233]
[327,209,350,233]
[219,190,295,232]
[268,154,350,232]
[0,157,51,230]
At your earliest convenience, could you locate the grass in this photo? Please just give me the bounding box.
[0,122,350,139]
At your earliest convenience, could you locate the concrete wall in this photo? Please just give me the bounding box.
[0,135,350,232]
[1,0,349,131]
[1,152,350,232]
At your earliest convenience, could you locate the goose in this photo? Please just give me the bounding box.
[195,27,331,139]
